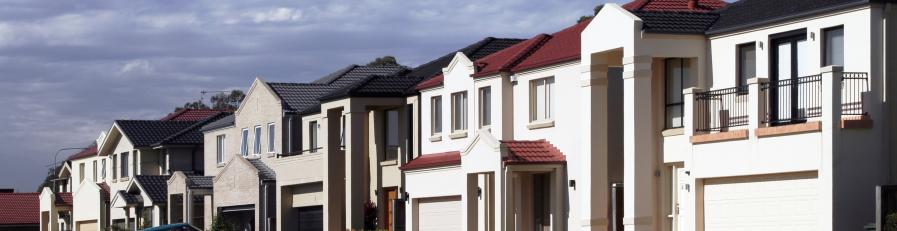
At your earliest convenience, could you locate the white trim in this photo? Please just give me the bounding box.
[267,123,276,154]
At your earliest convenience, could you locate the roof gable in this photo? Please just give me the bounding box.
[114,120,196,148]
[236,77,281,116]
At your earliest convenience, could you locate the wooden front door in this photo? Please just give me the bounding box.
[382,188,398,230]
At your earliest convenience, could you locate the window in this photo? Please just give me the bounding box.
[309,121,318,153]
[479,87,491,127]
[102,159,107,179]
[823,26,844,67]
[385,109,399,160]
[79,163,85,182]
[240,128,249,157]
[121,152,129,178]
[159,150,167,175]
[267,123,276,153]
[339,115,346,148]
[253,126,262,155]
[665,58,690,129]
[431,96,442,135]
[451,92,468,132]
[92,160,97,181]
[737,43,756,87]
[112,155,118,179]
[216,135,226,164]
[530,77,555,122]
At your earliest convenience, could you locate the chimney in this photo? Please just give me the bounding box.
[687,0,698,10]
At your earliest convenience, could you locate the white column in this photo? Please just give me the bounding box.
[185,190,193,226]
[683,87,703,137]
[820,65,842,231]
[747,77,769,134]
[578,63,611,231]
[622,56,655,231]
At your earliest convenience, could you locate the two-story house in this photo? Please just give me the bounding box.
[581,0,897,230]
[39,146,95,231]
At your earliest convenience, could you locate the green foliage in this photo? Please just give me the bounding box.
[886,212,897,231]
[175,90,245,112]
[209,216,235,231]
[577,4,605,23]
[366,56,400,67]
[36,165,61,192]
[175,100,210,111]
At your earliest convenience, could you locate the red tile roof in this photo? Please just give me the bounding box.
[55,192,72,206]
[0,193,39,225]
[471,34,550,78]
[623,0,727,13]
[400,151,461,171]
[415,73,444,91]
[511,19,591,73]
[65,146,97,161]
[160,109,229,121]
[501,140,566,165]
[97,183,110,202]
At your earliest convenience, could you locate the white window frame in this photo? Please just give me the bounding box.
[479,87,491,128]
[79,163,85,182]
[339,115,346,149]
[240,128,249,157]
[451,91,468,132]
[309,121,318,153]
[120,152,129,178]
[267,123,276,154]
[529,77,555,122]
[101,159,106,179]
[216,134,226,164]
[431,96,442,135]
[384,109,400,161]
[92,160,97,182]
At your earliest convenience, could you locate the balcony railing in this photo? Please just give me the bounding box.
[276,147,323,158]
[762,74,823,125]
[694,86,749,132]
[842,72,869,116]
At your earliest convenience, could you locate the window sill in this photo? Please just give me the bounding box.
[690,129,748,144]
[527,120,555,130]
[429,135,442,142]
[449,130,468,139]
[217,163,225,168]
[267,152,275,157]
[380,160,398,166]
[119,177,129,182]
[661,128,684,137]
[841,115,873,129]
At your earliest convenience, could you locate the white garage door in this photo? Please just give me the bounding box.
[703,172,818,231]
[76,220,98,231]
[417,196,462,231]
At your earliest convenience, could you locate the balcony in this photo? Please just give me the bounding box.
[687,67,869,144]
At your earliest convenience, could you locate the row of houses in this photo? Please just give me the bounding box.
[35,0,897,230]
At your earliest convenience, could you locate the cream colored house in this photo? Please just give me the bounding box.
[579,0,897,230]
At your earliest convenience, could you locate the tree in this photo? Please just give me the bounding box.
[174,90,245,112]
[209,216,236,231]
[35,165,62,192]
[577,4,605,23]
[209,90,245,111]
[366,56,400,67]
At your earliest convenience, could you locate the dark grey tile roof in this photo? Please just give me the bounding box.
[319,75,425,102]
[116,120,196,147]
[154,112,230,146]
[200,114,235,132]
[186,175,213,189]
[634,11,720,34]
[116,190,142,204]
[707,0,875,35]
[270,65,407,114]
[134,175,171,203]
[247,159,276,180]
[406,37,525,80]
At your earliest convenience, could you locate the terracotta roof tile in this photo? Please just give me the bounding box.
[66,146,97,161]
[414,73,444,90]
[501,140,566,165]
[97,183,110,202]
[471,34,549,78]
[55,192,73,206]
[400,151,461,171]
[511,19,591,73]
[623,0,727,13]
[0,193,39,225]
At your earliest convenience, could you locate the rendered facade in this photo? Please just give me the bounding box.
[33,0,897,230]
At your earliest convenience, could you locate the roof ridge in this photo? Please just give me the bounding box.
[312,64,358,84]
[153,112,228,146]
[501,34,552,71]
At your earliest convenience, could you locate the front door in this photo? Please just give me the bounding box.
[770,29,814,124]
[382,188,398,230]
[531,173,552,231]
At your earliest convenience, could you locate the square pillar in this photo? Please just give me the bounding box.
[578,63,611,231]
[820,65,843,231]
[682,87,703,137]
[621,56,656,231]
[748,77,769,133]
[323,108,346,231]
[344,110,367,230]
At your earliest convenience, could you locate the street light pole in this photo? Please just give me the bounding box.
[46,147,88,192]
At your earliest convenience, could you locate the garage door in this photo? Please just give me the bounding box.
[417,196,461,231]
[297,206,323,231]
[76,220,98,231]
[703,172,818,231]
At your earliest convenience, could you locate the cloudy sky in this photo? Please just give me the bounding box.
[0,0,629,191]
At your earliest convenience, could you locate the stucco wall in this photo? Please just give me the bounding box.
[203,126,237,177]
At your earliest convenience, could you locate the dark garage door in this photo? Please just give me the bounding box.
[297,206,323,231]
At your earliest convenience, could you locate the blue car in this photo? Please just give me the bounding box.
[142,223,201,231]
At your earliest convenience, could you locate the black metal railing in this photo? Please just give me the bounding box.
[276,147,323,158]
[694,86,749,132]
[842,72,868,116]
[762,74,823,125]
